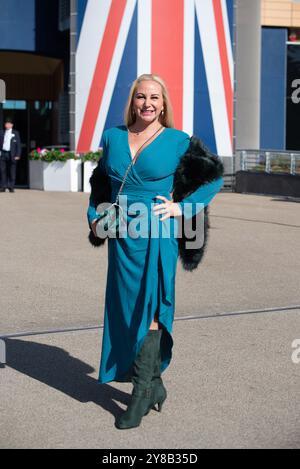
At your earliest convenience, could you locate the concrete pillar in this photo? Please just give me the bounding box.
[235,0,261,155]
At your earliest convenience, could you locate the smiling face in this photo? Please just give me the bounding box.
[131,80,164,125]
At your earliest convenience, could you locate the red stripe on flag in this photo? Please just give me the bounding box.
[212,0,233,144]
[77,0,127,152]
[151,0,184,129]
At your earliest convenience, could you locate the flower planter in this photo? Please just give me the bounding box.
[29,159,82,191]
[83,160,98,193]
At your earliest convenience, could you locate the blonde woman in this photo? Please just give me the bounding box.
[87,74,224,429]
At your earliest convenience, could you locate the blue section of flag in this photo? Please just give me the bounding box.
[193,12,217,154]
[260,27,286,150]
[77,0,88,46]
[226,0,234,49]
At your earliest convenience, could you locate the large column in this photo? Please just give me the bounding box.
[235,0,261,157]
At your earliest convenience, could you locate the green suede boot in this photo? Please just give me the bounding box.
[150,328,167,412]
[115,329,159,429]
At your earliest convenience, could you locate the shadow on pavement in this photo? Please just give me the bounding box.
[270,196,300,203]
[3,338,131,419]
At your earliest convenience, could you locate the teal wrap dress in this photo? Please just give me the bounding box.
[87,125,224,384]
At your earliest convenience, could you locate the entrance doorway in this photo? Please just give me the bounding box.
[0,50,65,188]
[0,100,54,187]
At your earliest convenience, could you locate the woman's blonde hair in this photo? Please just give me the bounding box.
[124,74,175,128]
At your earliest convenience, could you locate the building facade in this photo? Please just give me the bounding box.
[260,0,300,151]
[1,1,299,188]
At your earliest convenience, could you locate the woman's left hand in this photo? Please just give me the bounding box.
[153,195,182,221]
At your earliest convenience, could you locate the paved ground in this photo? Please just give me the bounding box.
[0,189,300,448]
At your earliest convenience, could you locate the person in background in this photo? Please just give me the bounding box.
[0,117,21,192]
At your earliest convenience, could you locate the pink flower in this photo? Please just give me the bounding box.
[37,148,41,153]
[60,148,65,153]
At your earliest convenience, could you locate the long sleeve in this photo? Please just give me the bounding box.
[176,132,191,165]
[177,176,224,219]
[87,131,108,227]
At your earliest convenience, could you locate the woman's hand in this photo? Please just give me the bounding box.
[153,195,182,221]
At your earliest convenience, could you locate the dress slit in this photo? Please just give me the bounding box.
[109,238,174,383]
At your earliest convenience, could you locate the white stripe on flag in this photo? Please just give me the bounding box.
[138,0,152,75]
[182,0,195,136]
[75,0,112,149]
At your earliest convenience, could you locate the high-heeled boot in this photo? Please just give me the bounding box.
[150,328,167,412]
[115,329,158,429]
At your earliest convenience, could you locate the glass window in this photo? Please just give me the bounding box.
[3,100,27,110]
[286,44,300,150]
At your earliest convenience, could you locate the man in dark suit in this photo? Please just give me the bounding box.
[0,117,21,192]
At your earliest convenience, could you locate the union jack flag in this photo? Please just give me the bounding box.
[76,0,234,156]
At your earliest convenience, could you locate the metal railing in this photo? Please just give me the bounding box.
[237,149,300,175]
[211,150,300,194]
[219,156,236,191]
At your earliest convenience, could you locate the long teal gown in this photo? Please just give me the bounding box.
[87,124,224,384]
